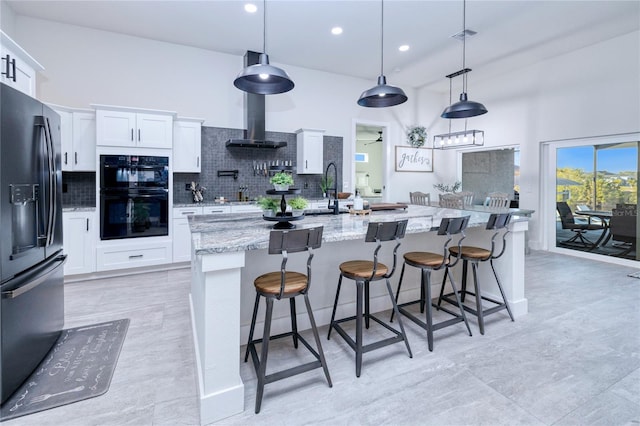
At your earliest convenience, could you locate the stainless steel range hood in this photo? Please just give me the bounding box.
[226,51,287,149]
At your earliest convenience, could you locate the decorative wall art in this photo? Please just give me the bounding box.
[395,146,433,172]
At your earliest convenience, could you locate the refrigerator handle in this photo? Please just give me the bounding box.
[44,117,57,247]
[35,116,57,248]
[1,255,67,299]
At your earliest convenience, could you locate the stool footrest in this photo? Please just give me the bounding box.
[397,300,465,332]
[440,292,508,317]
[331,314,406,354]
[248,333,324,384]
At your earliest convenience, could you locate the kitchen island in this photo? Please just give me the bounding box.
[188,205,529,424]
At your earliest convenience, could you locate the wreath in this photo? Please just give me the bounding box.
[407,126,427,147]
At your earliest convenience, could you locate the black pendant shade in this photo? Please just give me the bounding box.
[233,53,294,95]
[441,92,487,118]
[358,75,408,108]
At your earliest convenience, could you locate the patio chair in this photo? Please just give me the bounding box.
[556,201,605,248]
[609,207,637,257]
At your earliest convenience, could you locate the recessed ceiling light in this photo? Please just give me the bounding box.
[331,27,343,35]
[244,3,257,13]
[399,45,410,52]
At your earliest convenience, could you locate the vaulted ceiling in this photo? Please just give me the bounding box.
[6,0,639,93]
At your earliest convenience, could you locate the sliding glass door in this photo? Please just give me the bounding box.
[554,140,638,261]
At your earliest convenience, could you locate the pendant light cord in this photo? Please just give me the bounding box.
[380,0,384,76]
[263,0,267,54]
[462,0,467,93]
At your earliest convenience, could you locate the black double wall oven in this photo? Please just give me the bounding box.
[99,155,169,240]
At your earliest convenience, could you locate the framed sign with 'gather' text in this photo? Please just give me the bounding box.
[395,146,433,172]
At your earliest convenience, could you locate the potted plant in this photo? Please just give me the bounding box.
[287,196,308,216]
[270,172,294,191]
[319,175,333,198]
[257,196,280,217]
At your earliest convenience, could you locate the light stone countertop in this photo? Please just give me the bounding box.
[189,205,529,255]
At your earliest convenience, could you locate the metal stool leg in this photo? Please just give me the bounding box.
[255,297,274,414]
[460,260,469,303]
[423,269,435,351]
[447,269,473,337]
[328,274,343,339]
[436,268,448,309]
[303,294,333,387]
[471,262,485,335]
[364,280,371,329]
[245,293,260,362]
[490,259,515,321]
[355,279,364,378]
[290,298,298,348]
[385,278,412,358]
[390,263,406,322]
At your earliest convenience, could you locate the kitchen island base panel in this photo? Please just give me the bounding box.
[191,250,245,424]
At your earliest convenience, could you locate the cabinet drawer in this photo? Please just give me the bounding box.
[97,242,172,271]
[202,206,231,214]
[174,206,203,218]
[230,204,261,214]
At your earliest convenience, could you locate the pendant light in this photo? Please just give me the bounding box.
[441,0,487,118]
[357,0,407,108]
[233,0,294,95]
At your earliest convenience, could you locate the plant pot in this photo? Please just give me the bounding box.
[273,184,290,191]
[292,209,304,216]
[263,209,276,217]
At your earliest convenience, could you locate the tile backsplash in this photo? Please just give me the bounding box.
[63,126,343,207]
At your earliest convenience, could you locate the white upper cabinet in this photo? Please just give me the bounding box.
[296,129,325,174]
[173,117,204,173]
[1,31,44,98]
[50,104,96,171]
[94,105,175,149]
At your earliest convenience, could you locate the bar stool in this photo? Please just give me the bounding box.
[327,220,412,377]
[391,216,473,351]
[244,226,332,413]
[438,213,514,335]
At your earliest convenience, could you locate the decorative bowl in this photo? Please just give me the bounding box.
[338,192,352,199]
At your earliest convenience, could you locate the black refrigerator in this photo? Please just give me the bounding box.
[0,83,66,404]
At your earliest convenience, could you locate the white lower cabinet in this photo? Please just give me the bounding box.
[96,239,172,271]
[63,211,96,276]
[172,205,231,263]
[229,204,261,214]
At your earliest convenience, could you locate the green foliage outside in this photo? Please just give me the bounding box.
[556,167,637,210]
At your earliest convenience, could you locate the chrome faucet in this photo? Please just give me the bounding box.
[325,162,339,215]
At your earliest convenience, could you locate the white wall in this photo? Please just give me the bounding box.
[0,0,15,35]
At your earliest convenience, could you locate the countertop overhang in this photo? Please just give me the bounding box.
[189,205,530,255]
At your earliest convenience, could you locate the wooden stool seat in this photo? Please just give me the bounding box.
[449,246,491,259]
[255,271,308,295]
[339,260,388,278]
[403,251,448,268]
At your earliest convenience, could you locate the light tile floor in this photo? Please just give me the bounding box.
[4,251,639,425]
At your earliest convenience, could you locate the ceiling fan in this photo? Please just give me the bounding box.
[359,131,383,146]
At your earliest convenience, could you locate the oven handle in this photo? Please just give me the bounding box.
[100,188,169,194]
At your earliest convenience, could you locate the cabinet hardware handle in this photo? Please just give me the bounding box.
[64,152,68,165]
[1,55,15,81]
[182,211,196,215]
[138,129,141,142]
[1,55,9,79]
[208,210,223,213]
[197,157,200,167]
[129,254,143,259]
[131,128,134,141]
[305,160,308,169]
[86,218,89,231]
[75,152,78,164]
